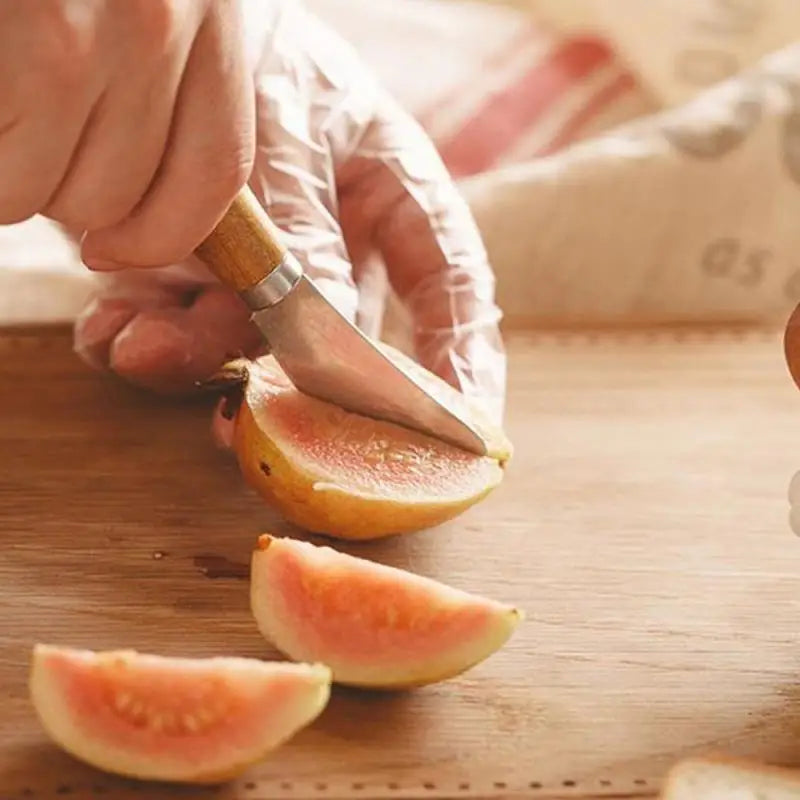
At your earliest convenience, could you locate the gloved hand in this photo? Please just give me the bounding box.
[66,0,507,423]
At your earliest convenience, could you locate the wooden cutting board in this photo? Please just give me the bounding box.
[4,323,800,800]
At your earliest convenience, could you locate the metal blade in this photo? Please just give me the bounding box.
[249,274,488,456]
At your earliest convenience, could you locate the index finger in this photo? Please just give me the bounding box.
[337,96,507,423]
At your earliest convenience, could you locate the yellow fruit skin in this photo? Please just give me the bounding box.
[232,400,503,541]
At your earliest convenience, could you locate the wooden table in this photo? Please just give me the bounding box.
[3,323,800,799]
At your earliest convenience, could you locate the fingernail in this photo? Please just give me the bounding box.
[83,257,126,271]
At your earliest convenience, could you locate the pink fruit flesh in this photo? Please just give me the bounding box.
[266,541,498,663]
[50,650,301,760]
[30,645,331,783]
[250,536,521,688]
[246,358,502,501]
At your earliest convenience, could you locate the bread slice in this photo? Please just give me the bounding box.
[663,756,800,799]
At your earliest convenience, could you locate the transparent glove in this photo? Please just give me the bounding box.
[74,0,507,424]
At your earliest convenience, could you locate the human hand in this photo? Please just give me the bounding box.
[0,0,255,267]
[72,0,508,423]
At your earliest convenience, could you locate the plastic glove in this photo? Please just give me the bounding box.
[73,0,507,424]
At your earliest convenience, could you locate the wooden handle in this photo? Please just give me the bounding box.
[194,186,287,292]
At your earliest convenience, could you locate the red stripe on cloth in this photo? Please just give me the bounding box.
[415,23,541,131]
[435,36,615,178]
[537,71,637,157]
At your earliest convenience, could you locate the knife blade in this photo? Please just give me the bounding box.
[195,187,489,456]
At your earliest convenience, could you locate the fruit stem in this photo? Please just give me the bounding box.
[196,361,251,420]
[198,361,250,393]
[256,534,274,551]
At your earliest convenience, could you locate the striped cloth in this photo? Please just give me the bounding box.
[310,0,652,177]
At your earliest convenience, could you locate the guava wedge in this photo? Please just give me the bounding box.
[29,644,331,784]
[250,534,522,689]
[212,345,512,540]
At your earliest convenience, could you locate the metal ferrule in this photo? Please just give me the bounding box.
[240,253,303,311]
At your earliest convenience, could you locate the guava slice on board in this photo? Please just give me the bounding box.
[29,644,331,784]
[213,348,511,540]
[250,534,522,689]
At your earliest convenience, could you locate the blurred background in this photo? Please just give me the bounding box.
[3,0,800,332]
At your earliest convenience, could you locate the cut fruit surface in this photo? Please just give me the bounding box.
[29,644,331,784]
[250,534,522,689]
[216,349,512,540]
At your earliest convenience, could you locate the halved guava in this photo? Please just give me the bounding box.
[213,347,512,540]
[250,534,522,689]
[29,644,331,784]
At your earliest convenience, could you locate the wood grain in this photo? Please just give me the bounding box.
[3,324,800,800]
[195,187,287,292]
